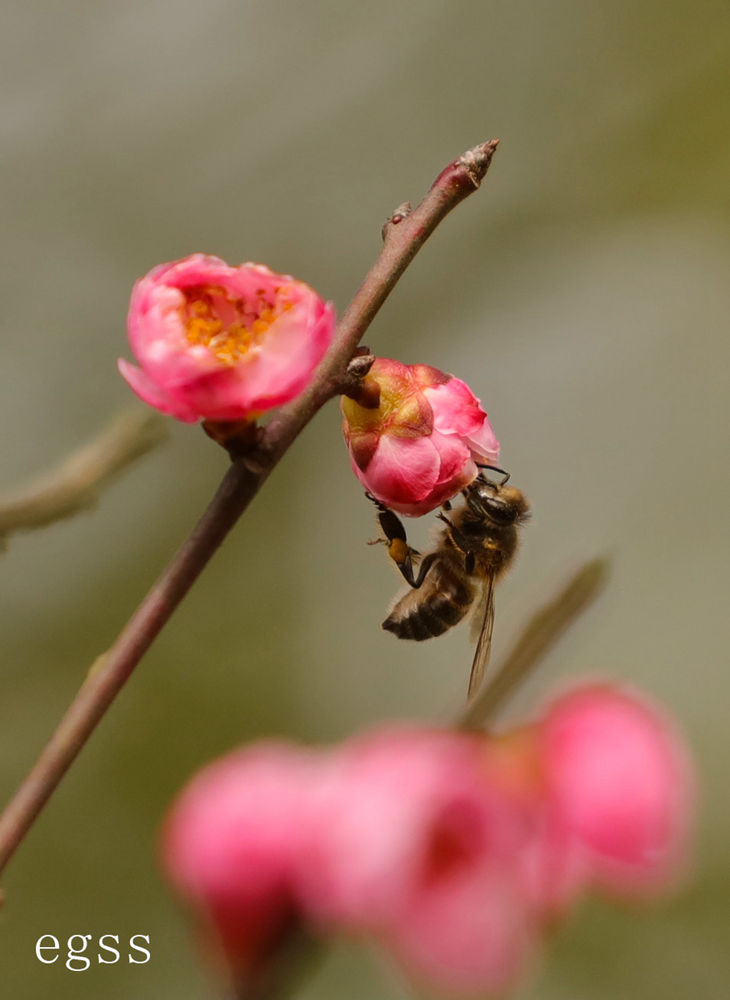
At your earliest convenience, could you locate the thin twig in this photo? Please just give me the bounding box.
[0,408,166,542]
[0,140,500,876]
[458,557,610,731]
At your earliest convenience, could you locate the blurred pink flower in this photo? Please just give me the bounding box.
[479,731,586,921]
[538,684,695,899]
[298,726,537,997]
[162,742,321,979]
[119,254,335,422]
[161,690,694,997]
[163,726,537,997]
[341,358,500,515]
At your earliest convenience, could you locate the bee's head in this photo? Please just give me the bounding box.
[468,480,531,525]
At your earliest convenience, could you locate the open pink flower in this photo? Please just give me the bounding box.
[162,742,322,981]
[341,358,500,515]
[538,684,695,899]
[119,254,335,422]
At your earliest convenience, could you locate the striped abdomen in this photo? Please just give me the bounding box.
[381,553,476,641]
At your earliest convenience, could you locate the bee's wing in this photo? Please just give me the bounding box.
[467,573,496,698]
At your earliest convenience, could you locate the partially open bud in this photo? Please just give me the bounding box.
[119,254,335,422]
[341,358,500,515]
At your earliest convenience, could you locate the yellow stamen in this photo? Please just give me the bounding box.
[181,286,279,364]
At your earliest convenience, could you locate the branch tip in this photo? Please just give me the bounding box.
[429,138,500,200]
[457,138,500,187]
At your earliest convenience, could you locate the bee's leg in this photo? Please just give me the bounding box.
[366,494,411,552]
[436,512,476,574]
[441,498,452,511]
[436,512,472,553]
[366,494,421,587]
[410,551,441,589]
[475,463,510,486]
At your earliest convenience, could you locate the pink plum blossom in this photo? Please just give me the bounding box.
[162,742,322,980]
[300,725,537,997]
[480,685,695,914]
[163,727,538,997]
[341,358,500,515]
[537,684,694,899]
[161,690,694,997]
[119,254,335,422]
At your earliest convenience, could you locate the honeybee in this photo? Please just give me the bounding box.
[371,471,530,698]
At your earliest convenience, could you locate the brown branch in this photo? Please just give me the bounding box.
[458,557,610,731]
[0,408,166,542]
[0,140,501,876]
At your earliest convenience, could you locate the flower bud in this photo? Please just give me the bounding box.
[162,743,321,982]
[476,683,695,917]
[341,358,500,515]
[119,254,335,422]
[538,684,694,899]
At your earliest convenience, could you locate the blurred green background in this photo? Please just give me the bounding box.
[1,1,728,997]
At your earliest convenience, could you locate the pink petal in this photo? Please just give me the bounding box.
[425,378,486,437]
[384,867,534,997]
[410,363,451,388]
[541,685,695,898]
[430,429,473,486]
[353,435,440,509]
[162,743,322,974]
[117,359,200,422]
[222,300,335,411]
[465,415,500,465]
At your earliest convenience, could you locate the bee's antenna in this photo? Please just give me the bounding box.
[476,464,510,486]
